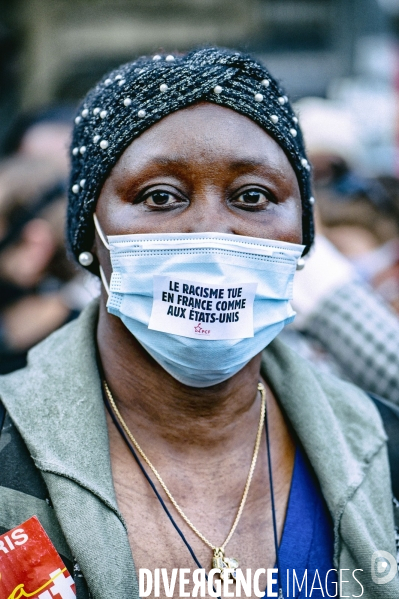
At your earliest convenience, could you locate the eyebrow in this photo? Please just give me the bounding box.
[140,156,272,171]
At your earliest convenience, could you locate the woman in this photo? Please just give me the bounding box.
[0,48,397,599]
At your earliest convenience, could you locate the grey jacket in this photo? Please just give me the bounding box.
[0,300,398,598]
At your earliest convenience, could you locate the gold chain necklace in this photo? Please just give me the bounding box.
[104,380,266,580]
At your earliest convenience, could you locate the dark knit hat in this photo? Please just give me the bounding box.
[68,47,314,274]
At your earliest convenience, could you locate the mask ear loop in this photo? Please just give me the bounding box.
[93,213,111,250]
[93,213,111,295]
[99,266,110,296]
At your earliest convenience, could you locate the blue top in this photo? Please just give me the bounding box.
[264,448,337,598]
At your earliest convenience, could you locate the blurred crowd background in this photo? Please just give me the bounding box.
[1,0,399,396]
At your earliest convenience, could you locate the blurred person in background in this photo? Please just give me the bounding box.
[0,155,96,374]
[3,105,75,176]
[280,97,399,404]
[290,232,399,404]
[314,169,399,314]
[295,96,399,314]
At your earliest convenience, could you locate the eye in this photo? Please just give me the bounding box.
[142,190,182,208]
[232,189,271,209]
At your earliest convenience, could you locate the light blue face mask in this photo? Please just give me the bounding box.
[94,215,304,388]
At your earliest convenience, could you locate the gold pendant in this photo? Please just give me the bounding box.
[212,548,239,581]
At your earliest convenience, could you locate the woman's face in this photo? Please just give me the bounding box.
[95,103,302,263]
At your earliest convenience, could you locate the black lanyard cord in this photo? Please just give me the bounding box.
[264,402,284,598]
[103,389,221,597]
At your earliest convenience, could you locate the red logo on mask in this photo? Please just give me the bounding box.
[194,323,210,335]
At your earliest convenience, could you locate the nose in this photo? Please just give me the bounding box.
[181,190,237,235]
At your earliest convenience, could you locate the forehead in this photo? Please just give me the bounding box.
[111,102,298,180]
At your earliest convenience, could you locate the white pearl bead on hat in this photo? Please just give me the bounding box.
[72,147,79,156]
[100,140,109,149]
[290,128,297,137]
[81,109,89,118]
[309,196,315,205]
[93,135,100,143]
[138,109,146,118]
[80,179,86,188]
[93,107,100,115]
[278,97,285,105]
[123,98,132,106]
[159,83,168,93]
[296,258,305,271]
[75,116,81,124]
[72,184,79,194]
[78,251,94,267]
[261,79,270,87]
[213,85,223,94]
[153,54,161,61]
[254,93,263,102]
[79,146,86,154]
[100,110,107,118]
[104,78,112,86]
[270,115,279,124]
[165,55,175,62]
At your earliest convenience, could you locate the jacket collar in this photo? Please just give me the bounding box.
[261,339,390,565]
[262,337,387,507]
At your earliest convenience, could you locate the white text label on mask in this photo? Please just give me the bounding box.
[148,276,257,340]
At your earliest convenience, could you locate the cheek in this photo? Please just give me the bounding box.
[255,198,302,244]
[280,199,303,241]
[95,179,131,235]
